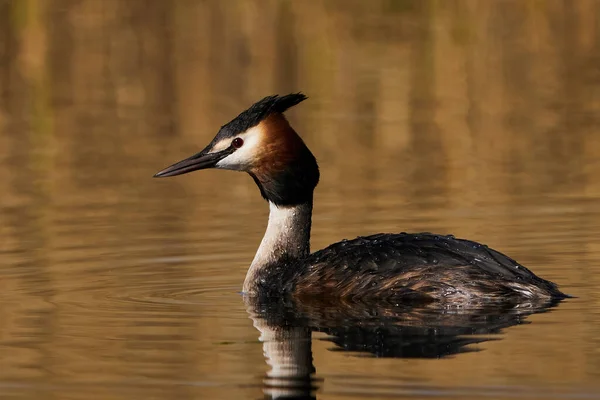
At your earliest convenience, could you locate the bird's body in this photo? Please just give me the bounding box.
[155,93,566,306]
[253,232,561,304]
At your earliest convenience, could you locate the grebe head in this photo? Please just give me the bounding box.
[154,93,319,206]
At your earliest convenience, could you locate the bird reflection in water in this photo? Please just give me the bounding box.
[246,297,562,400]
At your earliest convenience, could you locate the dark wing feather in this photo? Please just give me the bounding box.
[287,233,562,299]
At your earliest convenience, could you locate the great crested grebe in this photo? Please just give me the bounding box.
[154,93,566,304]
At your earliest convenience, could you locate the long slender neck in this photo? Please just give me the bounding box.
[243,201,313,293]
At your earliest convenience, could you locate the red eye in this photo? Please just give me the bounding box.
[232,137,244,149]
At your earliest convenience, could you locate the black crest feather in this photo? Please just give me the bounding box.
[219,93,307,137]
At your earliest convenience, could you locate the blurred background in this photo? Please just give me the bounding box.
[1,0,600,399]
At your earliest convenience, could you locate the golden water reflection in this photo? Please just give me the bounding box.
[1,1,600,399]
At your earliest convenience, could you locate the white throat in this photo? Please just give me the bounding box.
[243,201,312,293]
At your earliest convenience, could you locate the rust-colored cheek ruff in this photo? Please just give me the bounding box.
[248,114,319,206]
[250,114,306,176]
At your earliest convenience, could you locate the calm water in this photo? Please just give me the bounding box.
[1,1,600,399]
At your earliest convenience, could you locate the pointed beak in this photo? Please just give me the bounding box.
[154,147,234,178]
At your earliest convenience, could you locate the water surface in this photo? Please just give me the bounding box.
[1,1,599,399]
